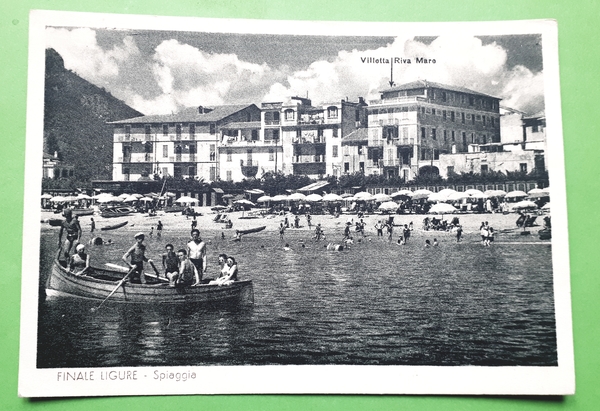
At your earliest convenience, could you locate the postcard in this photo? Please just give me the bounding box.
[19,10,574,396]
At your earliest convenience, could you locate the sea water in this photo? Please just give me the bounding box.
[36,225,557,367]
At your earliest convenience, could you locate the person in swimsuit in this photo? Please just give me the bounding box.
[168,249,200,287]
[187,229,206,281]
[162,243,179,280]
[156,220,163,238]
[58,209,82,260]
[122,232,153,284]
[69,244,90,276]
[211,256,239,286]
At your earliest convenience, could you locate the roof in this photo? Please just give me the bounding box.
[381,80,500,100]
[297,180,330,193]
[342,128,368,144]
[221,121,261,129]
[109,104,257,124]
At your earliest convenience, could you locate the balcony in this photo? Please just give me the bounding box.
[381,159,401,167]
[368,96,425,106]
[264,120,280,126]
[240,160,259,178]
[222,137,278,147]
[292,162,326,175]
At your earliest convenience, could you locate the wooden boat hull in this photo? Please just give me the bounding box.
[72,208,94,217]
[46,260,254,305]
[48,218,63,227]
[237,225,266,235]
[100,221,128,231]
[100,207,135,218]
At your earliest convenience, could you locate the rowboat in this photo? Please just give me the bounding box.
[72,208,94,217]
[46,259,254,305]
[100,220,128,231]
[48,218,63,227]
[100,206,135,218]
[237,225,266,235]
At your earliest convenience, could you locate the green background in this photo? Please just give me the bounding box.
[1,0,598,410]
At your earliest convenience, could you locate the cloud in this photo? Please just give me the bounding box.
[46,28,140,83]
[264,35,544,114]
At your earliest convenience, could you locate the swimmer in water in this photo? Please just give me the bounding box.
[425,239,431,248]
[283,243,291,251]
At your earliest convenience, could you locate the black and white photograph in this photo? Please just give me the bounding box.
[19,11,574,397]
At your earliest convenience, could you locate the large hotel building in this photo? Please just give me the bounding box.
[109,81,542,183]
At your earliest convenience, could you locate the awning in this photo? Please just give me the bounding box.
[212,188,225,194]
[297,181,330,193]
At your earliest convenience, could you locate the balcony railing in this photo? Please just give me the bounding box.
[368,96,425,106]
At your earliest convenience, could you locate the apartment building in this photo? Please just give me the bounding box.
[109,104,260,182]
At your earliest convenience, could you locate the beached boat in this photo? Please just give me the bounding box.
[100,220,128,231]
[164,205,185,213]
[237,225,266,235]
[100,206,135,218]
[538,228,551,240]
[48,218,63,227]
[46,259,254,305]
[72,208,94,217]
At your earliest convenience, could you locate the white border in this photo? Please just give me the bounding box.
[19,10,574,397]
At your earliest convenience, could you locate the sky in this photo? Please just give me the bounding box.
[45,27,545,116]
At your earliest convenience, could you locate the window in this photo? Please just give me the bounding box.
[269,148,274,161]
[471,133,475,143]
[162,124,168,136]
[421,127,426,140]
[482,116,486,126]
[532,124,539,132]
[162,145,168,158]
[491,117,495,127]
[284,109,295,120]
[442,92,447,102]
[462,132,467,144]
[251,130,259,140]
[344,162,350,172]
[188,166,196,176]
[332,145,338,157]
[355,109,360,121]
[226,170,232,181]
[162,167,168,176]
[210,144,216,161]
[447,166,454,175]
[402,127,408,140]
[450,111,455,122]
[451,131,455,142]
[125,125,131,136]
[443,130,447,141]
[482,135,487,144]
[226,149,232,162]
[327,106,338,118]
[431,108,436,115]
[145,124,151,136]
[189,123,195,137]
[443,110,447,121]
[210,166,216,181]
[481,164,488,173]
[176,124,182,138]
[431,128,437,140]
[333,128,338,138]
[144,141,153,153]
[247,149,253,165]
[189,144,196,154]
[520,163,528,173]
[461,112,465,124]
[469,96,474,105]
[209,123,216,134]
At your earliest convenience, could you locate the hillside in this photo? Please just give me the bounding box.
[44,48,143,183]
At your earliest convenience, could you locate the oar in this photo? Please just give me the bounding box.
[149,261,162,279]
[91,266,136,312]
[105,263,168,283]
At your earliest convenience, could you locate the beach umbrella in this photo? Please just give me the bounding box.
[96,196,120,203]
[541,202,551,211]
[428,192,450,202]
[123,195,139,202]
[234,199,255,207]
[256,195,272,203]
[505,190,528,199]
[305,194,323,202]
[353,191,372,200]
[271,194,289,202]
[512,200,538,210]
[76,194,92,200]
[323,193,343,202]
[164,192,176,197]
[528,188,550,199]
[429,203,457,214]
[372,193,392,202]
[464,189,487,199]
[485,189,507,197]
[412,189,433,200]
[175,196,197,204]
[390,190,413,199]
[288,193,306,201]
[41,193,53,199]
[139,196,154,202]
[447,191,469,202]
[438,188,457,197]
[340,193,354,198]
[378,201,399,211]
[50,196,67,202]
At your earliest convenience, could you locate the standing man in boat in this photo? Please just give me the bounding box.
[58,209,82,260]
[122,232,153,284]
[187,229,207,282]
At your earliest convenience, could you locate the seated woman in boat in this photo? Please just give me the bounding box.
[69,244,90,276]
[209,254,229,285]
[210,256,238,286]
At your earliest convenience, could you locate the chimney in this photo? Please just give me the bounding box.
[198,105,204,114]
